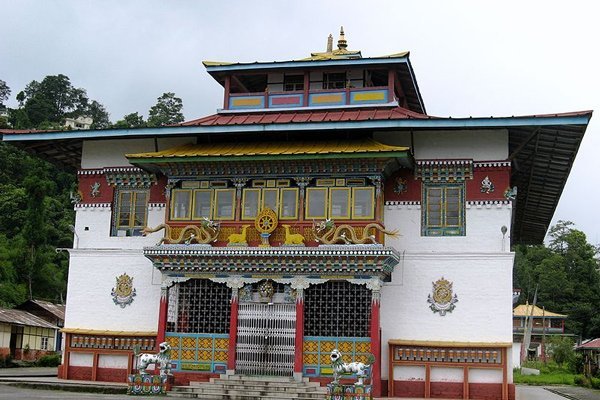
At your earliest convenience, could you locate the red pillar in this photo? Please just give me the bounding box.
[370,291,381,397]
[156,286,169,348]
[227,293,239,373]
[294,291,305,378]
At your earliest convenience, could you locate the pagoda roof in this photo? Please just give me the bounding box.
[1,110,592,245]
[513,303,567,318]
[181,106,428,127]
[126,138,409,163]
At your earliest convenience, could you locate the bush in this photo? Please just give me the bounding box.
[0,354,13,368]
[591,377,600,390]
[36,353,61,367]
[574,374,591,387]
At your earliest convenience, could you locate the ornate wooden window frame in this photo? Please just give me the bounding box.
[421,183,465,236]
[113,188,149,236]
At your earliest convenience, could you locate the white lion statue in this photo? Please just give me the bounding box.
[330,348,375,386]
[135,342,172,376]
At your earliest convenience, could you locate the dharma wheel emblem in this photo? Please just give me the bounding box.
[427,277,458,316]
[255,208,278,247]
[111,273,136,308]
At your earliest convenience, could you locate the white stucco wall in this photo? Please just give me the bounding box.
[70,352,93,367]
[384,203,513,253]
[98,354,129,368]
[380,250,514,382]
[73,206,165,250]
[81,137,194,169]
[63,249,162,333]
[375,129,509,161]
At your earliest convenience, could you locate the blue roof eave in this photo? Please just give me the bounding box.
[1,113,592,142]
[204,56,410,73]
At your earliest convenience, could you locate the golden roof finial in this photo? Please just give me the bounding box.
[327,34,333,53]
[337,26,348,50]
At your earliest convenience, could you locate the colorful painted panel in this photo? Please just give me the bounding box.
[229,96,265,110]
[269,94,304,108]
[303,336,371,377]
[350,90,388,105]
[165,332,228,374]
[309,92,346,107]
[326,383,373,400]
[127,374,168,395]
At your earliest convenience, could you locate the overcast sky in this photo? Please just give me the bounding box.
[1,0,599,244]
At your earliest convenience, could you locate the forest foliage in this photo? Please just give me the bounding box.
[514,220,600,340]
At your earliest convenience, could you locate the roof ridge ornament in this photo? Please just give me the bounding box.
[327,34,333,53]
[337,26,348,50]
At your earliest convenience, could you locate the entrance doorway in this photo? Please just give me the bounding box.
[235,302,296,376]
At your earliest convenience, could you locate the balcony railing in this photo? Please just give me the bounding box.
[227,86,391,111]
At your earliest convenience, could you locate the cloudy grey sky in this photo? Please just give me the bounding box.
[2,0,599,243]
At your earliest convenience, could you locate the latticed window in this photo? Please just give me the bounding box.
[112,189,148,236]
[422,183,465,236]
[167,279,232,334]
[304,281,371,337]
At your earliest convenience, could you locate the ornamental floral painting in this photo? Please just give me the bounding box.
[427,277,458,316]
[111,273,137,308]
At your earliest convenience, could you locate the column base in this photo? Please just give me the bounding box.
[225,369,235,376]
[293,372,303,382]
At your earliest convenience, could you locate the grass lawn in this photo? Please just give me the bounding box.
[514,361,578,386]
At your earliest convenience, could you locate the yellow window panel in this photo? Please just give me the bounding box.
[352,187,375,219]
[329,187,351,219]
[305,187,328,219]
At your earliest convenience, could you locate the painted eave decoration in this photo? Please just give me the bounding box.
[143,244,401,280]
[125,138,409,163]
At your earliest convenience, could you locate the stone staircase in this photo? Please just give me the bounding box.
[169,374,327,399]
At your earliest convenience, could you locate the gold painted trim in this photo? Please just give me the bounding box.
[214,188,236,220]
[305,187,328,219]
[170,189,193,220]
[241,188,261,220]
[388,339,512,348]
[329,187,351,220]
[62,328,157,336]
[192,189,213,220]
[351,187,375,220]
[279,188,299,220]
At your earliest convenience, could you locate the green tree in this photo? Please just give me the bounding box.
[514,221,600,339]
[0,79,10,106]
[114,112,146,128]
[546,336,575,367]
[13,74,110,129]
[147,92,184,127]
[87,100,111,129]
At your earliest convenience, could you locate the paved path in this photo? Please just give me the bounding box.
[546,386,600,400]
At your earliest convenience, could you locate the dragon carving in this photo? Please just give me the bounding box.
[142,217,220,245]
[312,219,399,245]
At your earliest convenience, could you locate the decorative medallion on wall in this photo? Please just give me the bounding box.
[90,181,101,197]
[394,177,408,194]
[111,273,137,308]
[427,277,458,316]
[480,176,495,193]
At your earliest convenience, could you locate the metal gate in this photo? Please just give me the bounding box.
[235,303,296,376]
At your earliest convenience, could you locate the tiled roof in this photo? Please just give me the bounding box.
[180,107,430,127]
[0,307,59,329]
[578,338,600,349]
[513,304,567,318]
[127,138,409,160]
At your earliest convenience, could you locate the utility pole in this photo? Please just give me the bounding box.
[521,285,538,365]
